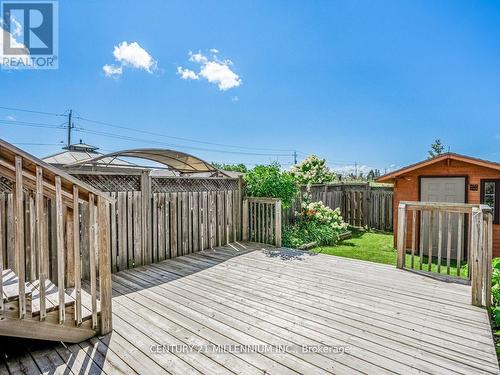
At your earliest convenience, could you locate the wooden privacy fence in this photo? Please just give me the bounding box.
[70,173,243,274]
[283,183,393,231]
[1,176,242,276]
[0,140,113,335]
[242,197,282,247]
[396,201,493,307]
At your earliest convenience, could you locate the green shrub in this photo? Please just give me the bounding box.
[212,162,248,173]
[244,163,298,208]
[491,258,500,326]
[490,258,500,362]
[283,201,347,248]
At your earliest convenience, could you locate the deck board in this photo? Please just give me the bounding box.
[1,242,498,374]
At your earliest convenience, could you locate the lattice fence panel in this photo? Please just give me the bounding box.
[0,177,12,192]
[152,177,239,193]
[76,174,141,192]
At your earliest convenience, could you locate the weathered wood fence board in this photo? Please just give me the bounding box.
[87,176,241,273]
[0,140,113,335]
[242,197,281,247]
[396,201,493,307]
[283,183,393,231]
[0,176,242,277]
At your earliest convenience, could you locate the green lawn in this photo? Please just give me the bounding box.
[313,228,396,265]
[313,228,469,278]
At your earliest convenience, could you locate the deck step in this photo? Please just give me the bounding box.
[2,269,93,319]
[2,269,33,302]
[1,269,99,343]
[26,279,76,317]
[0,300,99,343]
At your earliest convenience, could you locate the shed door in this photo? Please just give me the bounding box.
[420,177,466,260]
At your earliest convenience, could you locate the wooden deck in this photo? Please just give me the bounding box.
[0,242,498,375]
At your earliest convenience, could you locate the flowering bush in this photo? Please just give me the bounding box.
[290,155,336,185]
[283,201,347,248]
[301,201,347,229]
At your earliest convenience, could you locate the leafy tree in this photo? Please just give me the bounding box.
[212,162,248,173]
[366,169,381,180]
[289,155,336,185]
[244,163,298,208]
[428,139,445,159]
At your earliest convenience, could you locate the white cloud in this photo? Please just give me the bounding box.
[103,64,123,77]
[103,41,157,77]
[5,115,16,121]
[199,60,241,90]
[0,16,31,66]
[333,164,398,176]
[189,51,208,64]
[231,96,239,102]
[334,164,373,176]
[210,48,219,54]
[178,50,242,91]
[177,67,198,80]
[10,17,22,39]
[113,42,156,72]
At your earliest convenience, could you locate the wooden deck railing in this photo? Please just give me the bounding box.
[396,201,493,307]
[0,140,113,334]
[242,197,282,247]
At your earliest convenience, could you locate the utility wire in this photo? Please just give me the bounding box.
[1,106,387,168]
[75,127,294,157]
[0,105,302,154]
[75,115,297,152]
[1,117,379,168]
[12,142,63,146]
[0,106,65,117]
[0,120,66,129]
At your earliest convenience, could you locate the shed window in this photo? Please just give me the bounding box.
[481,180,500,224]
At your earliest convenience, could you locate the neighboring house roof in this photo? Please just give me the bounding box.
[43,142,138,169]
[186,170,244,178]
[149,169,179,177]
[377,153,500,183]
[217,170,244,178]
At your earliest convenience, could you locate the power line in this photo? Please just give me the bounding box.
[75,115,297,152]
[0,105,302,154]
[0,119,66,129]
[75,127,294,157]
[0,106,65,117]
[0,105,387,167]
[0,118,380,168]
[12,142,63,146]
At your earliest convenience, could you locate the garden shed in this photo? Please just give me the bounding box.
[377,152,500,258]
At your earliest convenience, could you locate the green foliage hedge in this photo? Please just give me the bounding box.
[244,158,348,249]
[490,258,500,359]
[244,163,298,208]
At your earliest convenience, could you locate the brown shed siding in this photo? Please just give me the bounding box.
[392,158,500,258]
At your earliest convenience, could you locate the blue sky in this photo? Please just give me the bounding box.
[1,0,500,174]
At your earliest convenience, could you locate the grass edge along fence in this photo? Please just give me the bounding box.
[283,182,393,232]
